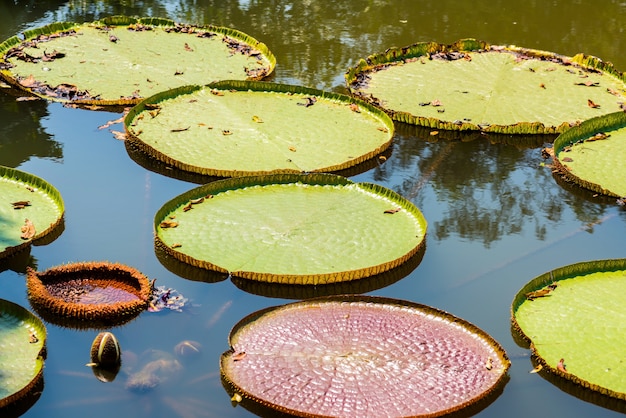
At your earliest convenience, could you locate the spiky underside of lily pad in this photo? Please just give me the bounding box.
[511,259,626,400]
[0,166,65,259]
[125,81,394,177]
[154,173,427,285]
[221,295,510,418]
[0,16,275,105]
[0,298,46,409]
[26,261,151,328]
[552,111,626,197]
[346,39,626,134]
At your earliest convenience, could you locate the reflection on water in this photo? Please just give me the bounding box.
[1,1,626,418]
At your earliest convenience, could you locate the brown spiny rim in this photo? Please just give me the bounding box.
[27,261,151,328]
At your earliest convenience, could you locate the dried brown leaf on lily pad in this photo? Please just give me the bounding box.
[20,218,36,240]
[221,295,510,418]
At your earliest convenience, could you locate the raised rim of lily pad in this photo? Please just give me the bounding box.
[551,111,626,198]
[0,16,275,106]
[26,261,152,329]
[124,81,395,177]
[154,173,427,285]
[345,38,626,134]
[511,258,626,401]
[0,298,47,414]
[0,165,65,259]
[221,295,510,418]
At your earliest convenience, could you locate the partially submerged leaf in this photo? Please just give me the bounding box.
[221,295,510,417]
[346,38,626,133]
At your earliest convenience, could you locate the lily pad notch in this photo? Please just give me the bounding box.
[27,261,152,328]
[551,111,626,198]
[512,258,626,401]
[346,38,626,134]
[0,16,276,106]
[125,80,395,177]
[154,173,427,285]
[221,295,510,417]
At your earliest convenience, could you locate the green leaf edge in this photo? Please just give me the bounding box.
[345,38,626,134]
[0,16,276,106]
[154,173,427,285]
[125,80,395,177]
[552,111,626,198]
[0,165,65,258]
[221,295,510,417]
[0,298,47,409]
[511,258,626,400]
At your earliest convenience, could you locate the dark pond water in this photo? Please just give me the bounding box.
[1,1,625,417]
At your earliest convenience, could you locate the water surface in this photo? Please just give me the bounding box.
[1,1,625,417]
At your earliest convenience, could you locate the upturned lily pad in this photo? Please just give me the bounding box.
[0,16,275,105]
[221,295,510,417]
[346,38,626,134]
[0,298,46,412]
[154,173,427,285]
[511,259,626,400]
[27,261,152,328]
[551,111,626,197]
[0,165,65,259]
[125,81,394,177]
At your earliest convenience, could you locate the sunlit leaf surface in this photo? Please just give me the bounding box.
[222,295,510,417]
[346,39,626,133]
[125,81,394,176]
[0,16,275,105]
[512,259,626,400]
[154,174,427,284]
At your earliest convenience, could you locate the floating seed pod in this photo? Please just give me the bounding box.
[89,332,121,369]
[26,261,152,328]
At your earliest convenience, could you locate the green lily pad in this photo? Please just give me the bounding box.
[552,111,626,197]
[0,166,65,259]
[154,173,427,285]
[221,295,510,417]
[346,39,626,134]
[0,298,47,410]
[125,81,394,177]
[0,16,275,105]
[511,259,626,400]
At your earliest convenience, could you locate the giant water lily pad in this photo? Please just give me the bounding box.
[0,16,275,105]
[0,298,46,411]
[27,261,152,328]
[346,39,626,134]
[0,166,65,259]
[552,111,626,197]
[221,295,510,417]
[511,259,626,400]
[155,173,427,285]
[125,81,394,177]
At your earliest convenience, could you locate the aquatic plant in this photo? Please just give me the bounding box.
[124,81,394,177]
[221,295,510,417]
[0,16,275,106]
[512,259,626,400]
[0,298,47,415]
[27,261,152,328]
[346,38,626,133]
[154,173,427,285]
